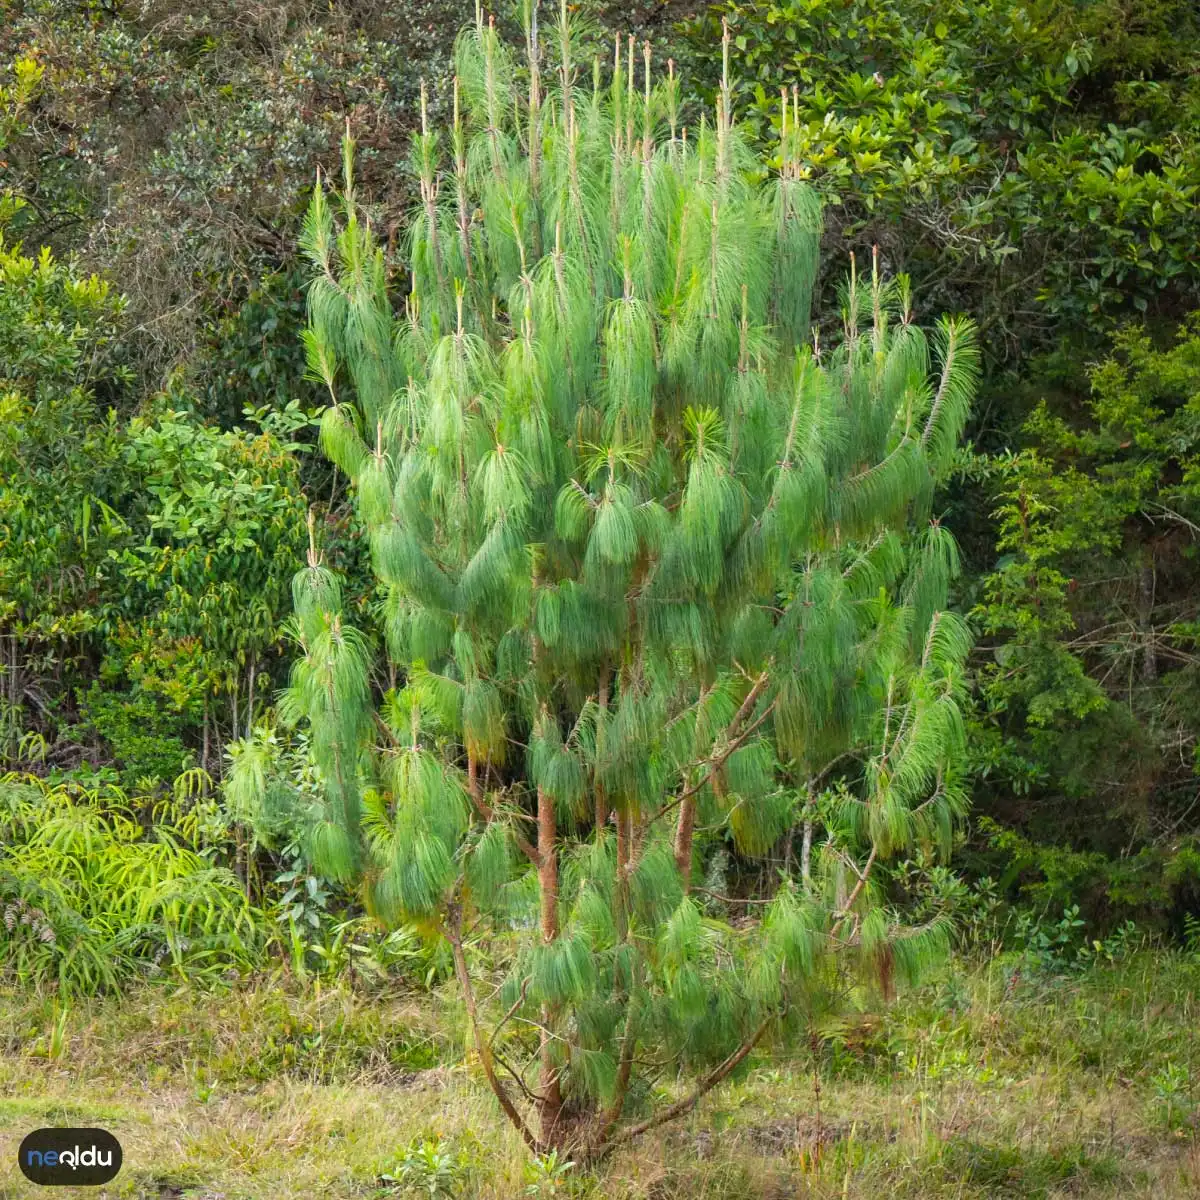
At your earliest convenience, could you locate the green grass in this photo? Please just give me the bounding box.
[1,952,1198,1198]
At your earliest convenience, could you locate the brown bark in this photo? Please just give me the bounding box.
[466,751,540,866]
[594,668,610,832]
[673,794,696,888]
[446,900,539,1151]
[631,809,648,871]
[614,805,630,940]
[536,784,563,1144]
[673,671,772,890]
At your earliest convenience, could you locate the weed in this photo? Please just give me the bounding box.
[379,1137,471,1197]
[1151,1062,1194,1131]
[523,1149,577,1197]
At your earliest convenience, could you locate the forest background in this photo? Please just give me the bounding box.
[3,0,1200,1193]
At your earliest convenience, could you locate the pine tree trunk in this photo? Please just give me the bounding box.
[615,806,630,940]
[594,669,610,831]
[674,794,696,890]
[536,784,563,1144]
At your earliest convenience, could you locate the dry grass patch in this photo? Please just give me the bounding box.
[1,953,1199,1197]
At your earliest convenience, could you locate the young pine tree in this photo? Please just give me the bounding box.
[233,5,979,1158]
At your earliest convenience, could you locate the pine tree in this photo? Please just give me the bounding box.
[233,3,979,1157]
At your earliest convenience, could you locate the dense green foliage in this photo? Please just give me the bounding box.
[3,3,1200,1181]
[0,228,311,784]
[680,0,1200,931]
[0,772,259,994]
[0,0,473,388]
[969,317,1200,922]
[683,0,1200,355]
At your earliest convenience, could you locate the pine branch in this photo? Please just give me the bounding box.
[922,321,959,447]
[445,899,540,1152]
[468,752,540,865]
[832,845,877,931]
[656,671,778,832]
[599,1013,773,1153]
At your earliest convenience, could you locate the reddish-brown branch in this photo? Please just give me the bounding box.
[595,668,611,831]
[467,751,540,866]
[673,791,697,887]
[601,1014,773,1152]
[614,806,631,940]
[445,900,539,1152]
[536,784,563,1142]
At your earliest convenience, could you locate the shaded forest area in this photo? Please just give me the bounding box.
[5,0,1200,934]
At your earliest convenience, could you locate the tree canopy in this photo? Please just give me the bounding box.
[227,5,979,1155]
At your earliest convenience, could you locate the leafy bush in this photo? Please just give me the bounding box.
[0,228,137,763]
[969,314,1200,928]
[0,773,263,994]
[681,0,1200,357]
[75,682,195,793]
[0,222,313,778]
[380,1138,473,1198]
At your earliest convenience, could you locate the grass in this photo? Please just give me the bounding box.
[1,952,1199,1198]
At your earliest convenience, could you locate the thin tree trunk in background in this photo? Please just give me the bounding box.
[536,784,563,1145]
[467,753,480,810]
[595,668,610,832]
[215,711,225,781]
[1139,554,1157,684]
[801,781,815,889]
[202,696,210,778]
[7,634,19,724]
[230,680,244,890]
[246,655,256,739]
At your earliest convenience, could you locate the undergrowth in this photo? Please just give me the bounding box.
[1,951,1198,1197]
[0,771,261,994]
